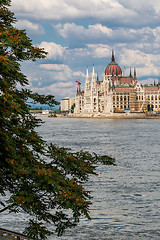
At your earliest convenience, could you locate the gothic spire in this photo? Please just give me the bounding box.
[130,68,132,77]
[92,64,95,75]
[85,66,90,91]
[86,66,89,77]
[97,73,100,84]
[134,68,137,80]
[112,49,115,62]
[91,64,96,90]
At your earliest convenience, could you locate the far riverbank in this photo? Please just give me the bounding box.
[65,112,160,119]
[29,110,160,119]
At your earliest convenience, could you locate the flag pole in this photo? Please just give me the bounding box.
[123,66,126,76]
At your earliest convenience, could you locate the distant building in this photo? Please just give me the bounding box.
[42,110,49,115]
[60,97,75,111]
[74,50,160,116]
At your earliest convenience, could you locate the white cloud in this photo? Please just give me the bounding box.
[38,42,67,60]
[118,49,160,78]
[87,44,111,58]
[54,23,157,46]
[11,0,160,27]
[31,83,76,99]
[40,64,85,78]
[40,64,70,72]
[22,62,80,99]
[10,0,130,21]
[15,20,45,35]
[119,49,146,67]
[139,78,158,85]
[56,82,73,88]
[54,23,113,41]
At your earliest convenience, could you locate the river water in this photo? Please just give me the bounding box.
[1,117,160,239]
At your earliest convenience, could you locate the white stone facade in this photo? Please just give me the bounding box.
[74,52,160,116]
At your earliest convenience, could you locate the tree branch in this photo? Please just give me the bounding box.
[0,205,9,213]
[0,203,15,213]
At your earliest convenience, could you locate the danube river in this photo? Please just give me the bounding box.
[1,117,160,239]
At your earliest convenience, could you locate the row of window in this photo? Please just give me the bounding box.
[113,105,129,109]
[114,95,160,102]
[136,95,160,101]
[113,96,129,101]
[113,103,160,110]
[147,95,160,100]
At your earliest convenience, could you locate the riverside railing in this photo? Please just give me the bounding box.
[0,227,31,240]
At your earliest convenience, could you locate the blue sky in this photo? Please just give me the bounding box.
[10,0,160,101]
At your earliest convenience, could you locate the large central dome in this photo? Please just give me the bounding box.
[105,51,122,76]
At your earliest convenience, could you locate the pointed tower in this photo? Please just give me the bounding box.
[91,64,96,91]
[97,73,100,84]
[112,49,115,62]
[154,79,156,86]
[134,68,137,81]
[86,66,89,77]
[85,66,90,91]
[130,68,132,77]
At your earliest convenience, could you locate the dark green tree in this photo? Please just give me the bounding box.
[71,103,75,112]
[0,1,115,239]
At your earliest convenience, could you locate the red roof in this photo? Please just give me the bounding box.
[105,60,122,76]
[119,77,133,85]
[144,86,159,92]
[114,87,133,93]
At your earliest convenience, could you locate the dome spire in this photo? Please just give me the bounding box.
[105,50,122,76]
[112,49,115,62]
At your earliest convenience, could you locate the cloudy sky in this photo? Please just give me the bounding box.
[10,0,160,101]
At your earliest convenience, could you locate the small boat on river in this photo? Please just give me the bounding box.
[48,113,57,117]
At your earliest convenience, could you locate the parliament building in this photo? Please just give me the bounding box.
[74,51,160,116]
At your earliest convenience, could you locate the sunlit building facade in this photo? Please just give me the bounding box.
[74,51,160,115]
[60,97,75,111]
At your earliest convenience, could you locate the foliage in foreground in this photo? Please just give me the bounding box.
[0,0,115,239]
